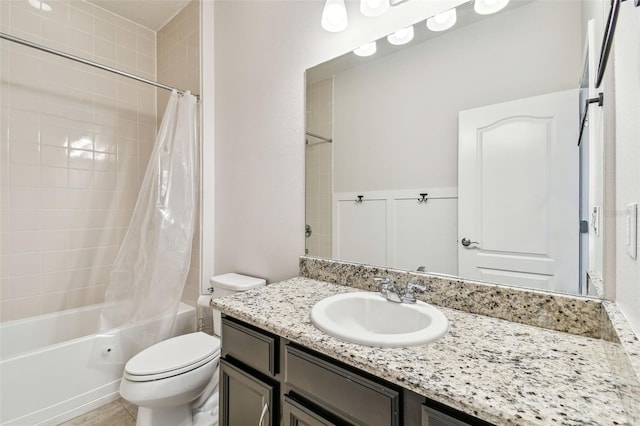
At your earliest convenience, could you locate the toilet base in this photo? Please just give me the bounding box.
[136,405,192,426]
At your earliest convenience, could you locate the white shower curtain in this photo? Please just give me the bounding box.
[92,91,198,364]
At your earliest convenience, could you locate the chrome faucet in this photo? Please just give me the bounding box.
[374,276,403,303]
[374,276,426,303]
[400,277,427,303]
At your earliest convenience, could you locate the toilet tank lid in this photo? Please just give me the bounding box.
[209,273,266,290]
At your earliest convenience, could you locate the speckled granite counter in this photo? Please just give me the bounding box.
[212,277,638,426]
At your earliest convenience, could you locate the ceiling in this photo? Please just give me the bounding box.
[86,0,191,31]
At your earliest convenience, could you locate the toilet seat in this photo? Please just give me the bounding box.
[124,332,221,382]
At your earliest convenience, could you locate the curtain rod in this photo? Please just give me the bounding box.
[0,32,200,100]
[305,131,332,143]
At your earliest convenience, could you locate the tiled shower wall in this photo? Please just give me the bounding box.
[157,0,201,306]
[305,78,332,259]
[0,0,157,322]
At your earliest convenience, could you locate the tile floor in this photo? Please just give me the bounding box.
[59,399,137,426]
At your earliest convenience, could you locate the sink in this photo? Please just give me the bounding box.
[310,292,449,348]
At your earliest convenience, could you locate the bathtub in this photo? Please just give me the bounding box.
[0,302,195,425]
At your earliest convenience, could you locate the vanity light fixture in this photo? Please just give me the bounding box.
[360,0,390,17]
[321,0,349,32]
[474,0,510,15]
[426,8,457,32]
[387,25,414,45]
[353,41,377,57]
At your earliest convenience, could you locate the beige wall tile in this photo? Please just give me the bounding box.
[156,1,200,306]
[2,0,157,322]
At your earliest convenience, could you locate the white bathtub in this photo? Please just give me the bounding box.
[0,302,195,425]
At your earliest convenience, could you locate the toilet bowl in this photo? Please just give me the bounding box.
[120,273,266,426]
[120,332,220,426]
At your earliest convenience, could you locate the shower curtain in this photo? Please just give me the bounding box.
[91,91,198,365]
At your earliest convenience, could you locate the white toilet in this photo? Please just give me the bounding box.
[120,273,266,426]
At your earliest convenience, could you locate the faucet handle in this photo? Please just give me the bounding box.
[401,278,426,303]
[374,276,399,300]
[406,277,426,292]
[373,275,393,286]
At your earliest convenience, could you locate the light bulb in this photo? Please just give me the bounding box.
[360,0,390,17]
[353,41,377,57]
[426,8,457,32]
[29,0,52,11]
[321,0,348,32]
[474,0,510,15]
[387,26,414,46]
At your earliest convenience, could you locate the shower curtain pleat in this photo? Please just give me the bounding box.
[90,91,198,365]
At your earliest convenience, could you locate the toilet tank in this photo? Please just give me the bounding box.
[209,273,266,335]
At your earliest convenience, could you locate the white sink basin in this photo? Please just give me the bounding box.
[310,292,449,348]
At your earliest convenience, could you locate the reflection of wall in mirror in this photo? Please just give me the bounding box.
[305,78,333,258]
[333,0,583,193]
[330,0,582,274]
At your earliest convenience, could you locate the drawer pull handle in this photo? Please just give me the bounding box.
[258,402,268,426]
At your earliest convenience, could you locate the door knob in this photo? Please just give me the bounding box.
[461,238,479,247]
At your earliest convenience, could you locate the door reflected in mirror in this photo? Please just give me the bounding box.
[305,0,608,297]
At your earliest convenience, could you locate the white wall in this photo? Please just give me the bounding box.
[333,0,582,193]
[211,0,467,283]
[613,0,640,334]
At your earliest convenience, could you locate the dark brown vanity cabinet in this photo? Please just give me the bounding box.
[282,396,337,426]
[421,405,475,426]
[220,360,275,426]
[285,345,400,426]
[219,318,279,426]
[220,316,488,426]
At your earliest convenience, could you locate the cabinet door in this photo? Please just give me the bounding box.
[220,359,275,426]
[283,396,337,426]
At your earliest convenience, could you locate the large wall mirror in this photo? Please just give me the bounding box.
[305,0,611,297]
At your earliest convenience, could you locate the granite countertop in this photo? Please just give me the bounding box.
[212,277,631,426]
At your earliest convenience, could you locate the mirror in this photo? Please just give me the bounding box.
[305,0,609,297]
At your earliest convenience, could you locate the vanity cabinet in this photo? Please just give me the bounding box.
[220,315,490,426]
[282,396,337,426]
[285,345,400,426]
[219,318,279,426]
[220,360,275,426]
[421,405,474,426]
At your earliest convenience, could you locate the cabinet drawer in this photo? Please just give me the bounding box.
[221,317,278,376]
[286,345,400,426]
[283,396,337,426]
[421,405,473,426]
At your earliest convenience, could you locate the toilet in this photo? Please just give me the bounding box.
[119,273,266,426]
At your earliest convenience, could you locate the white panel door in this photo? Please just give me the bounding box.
[392,198,458,275]
[334,198,387,265]
[458,90,579,293]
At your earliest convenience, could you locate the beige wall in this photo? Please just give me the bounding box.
[0,0,157,322]
[156,0,201,305]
